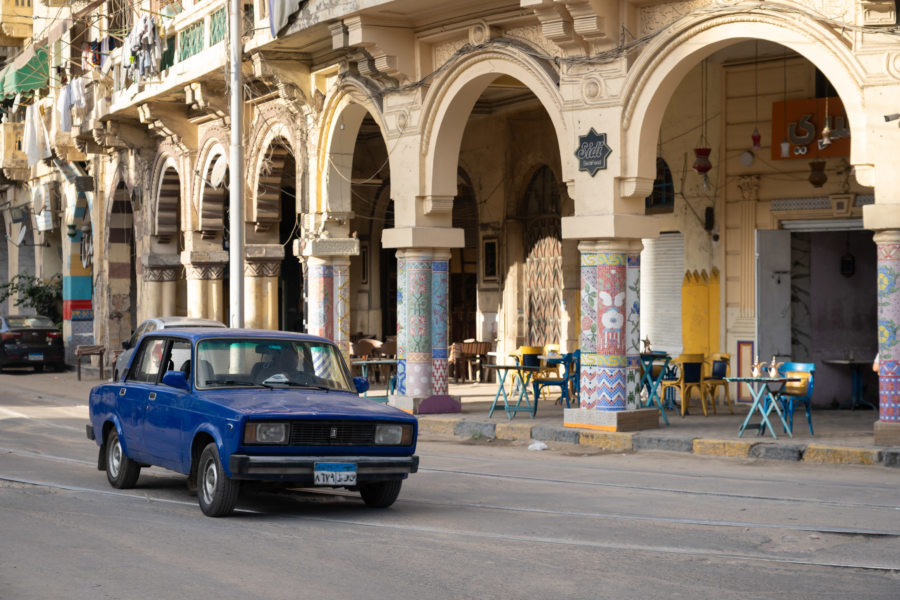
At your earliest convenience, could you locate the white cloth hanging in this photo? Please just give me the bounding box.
[71,77,86,109]
[57,83,72,133]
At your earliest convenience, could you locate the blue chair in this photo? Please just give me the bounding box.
[776,362,815,435]
[532,350,580,408]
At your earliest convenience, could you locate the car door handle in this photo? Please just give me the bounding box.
[148,392,156,401]
[119,388,126,396]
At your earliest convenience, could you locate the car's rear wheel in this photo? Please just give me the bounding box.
[359,480,402,508]
[197,443,239,517]
[106,430,141,489]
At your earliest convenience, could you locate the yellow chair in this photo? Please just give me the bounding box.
[509,346,543,395]
[533,344,562,400]
[660,353,707,417]
[703,353,733,414]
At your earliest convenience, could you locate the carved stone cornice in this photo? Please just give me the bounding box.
[331,16,414,86]
[249,52,310,118]
[737,175,761,202]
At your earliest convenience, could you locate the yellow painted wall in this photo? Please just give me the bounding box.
[682,269,721,355]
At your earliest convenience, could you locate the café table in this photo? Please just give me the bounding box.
[727,376,794,439]
[823,358,876,410]
[640,352,672,426]
[351,358,398,402]
[482,363,544,419]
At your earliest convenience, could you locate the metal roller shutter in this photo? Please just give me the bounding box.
[640,233,684,356]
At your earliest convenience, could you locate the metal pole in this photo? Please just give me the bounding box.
[228,0,244,327]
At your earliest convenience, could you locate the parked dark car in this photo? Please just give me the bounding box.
[113,316,226,381]
[0,315,65,372]
[87,329,419,517]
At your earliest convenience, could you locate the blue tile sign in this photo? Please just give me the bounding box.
[575,128,612,176]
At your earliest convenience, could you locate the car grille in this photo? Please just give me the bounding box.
[289,421,377,446]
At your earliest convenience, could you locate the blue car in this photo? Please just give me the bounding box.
[86,329,418,517]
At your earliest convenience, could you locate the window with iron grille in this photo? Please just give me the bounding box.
[645,157,675,214]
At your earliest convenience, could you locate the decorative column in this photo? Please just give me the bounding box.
[564,239,657,432]
[875,230,900,445]
[625,243,643,410]
[389,248,460,414]
[183,250,228,322]
[244,244,284,330]
[143,263,178,318]
[306,256,350,358]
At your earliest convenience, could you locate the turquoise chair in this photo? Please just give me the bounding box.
[532,350,580,408]
[776,362,816,435]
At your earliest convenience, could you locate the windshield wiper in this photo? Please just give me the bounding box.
[211,379,273,389]
[277,381,332,391]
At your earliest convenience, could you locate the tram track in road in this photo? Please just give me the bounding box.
[0,473,897,575]
[2,444,900,537]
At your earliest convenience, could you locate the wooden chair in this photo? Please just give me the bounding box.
[702,353,734,414]
[660,353,707,417]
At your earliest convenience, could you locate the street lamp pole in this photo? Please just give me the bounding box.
[228,0,244,327]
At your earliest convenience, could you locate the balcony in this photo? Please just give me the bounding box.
[0,122,28,181]
[0,0,32,46]
[100,0,266,119]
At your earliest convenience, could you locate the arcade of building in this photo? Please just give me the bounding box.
[2,0,899,443]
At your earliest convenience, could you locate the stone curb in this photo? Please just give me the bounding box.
[417,417,900,467]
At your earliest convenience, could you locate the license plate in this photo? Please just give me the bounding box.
[314,462,357,486]
[28,353,43,362]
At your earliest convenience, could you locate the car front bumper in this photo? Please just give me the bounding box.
[228,454,419,482]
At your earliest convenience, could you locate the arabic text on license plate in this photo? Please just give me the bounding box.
[28,353,43,361]
[314,462,357,486]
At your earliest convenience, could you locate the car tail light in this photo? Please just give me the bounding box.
[1,332,22,341]
[46,332,61,340]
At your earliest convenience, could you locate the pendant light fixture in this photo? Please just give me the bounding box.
[693,59,713,182]
[780,56,791,158]
[819,94,833,149]
[751,41,761,151]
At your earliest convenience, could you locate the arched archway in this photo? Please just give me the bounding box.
[621,11,868,192]
[450,168,478,342]
[106,181,137,349]
[150,155,187,316]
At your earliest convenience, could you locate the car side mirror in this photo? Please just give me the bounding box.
[162,370,189,390]
[353,377,370,394]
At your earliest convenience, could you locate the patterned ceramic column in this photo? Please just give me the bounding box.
[431,251,450,395]
[403,250,433,397]
[396,251,407,395]
[876,231,900,427]
[625,243,643,410]
[578,240,628,411]
[333,258,350,361]
[306,257,334,340]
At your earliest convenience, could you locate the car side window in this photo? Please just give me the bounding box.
[131,338,167,383]
[166,339,191,375]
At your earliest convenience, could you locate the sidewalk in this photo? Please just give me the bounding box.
[414,381,900,468]
[7,366,898,469]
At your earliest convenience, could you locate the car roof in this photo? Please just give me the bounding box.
[147,328,335,345]
[147,316,226,328]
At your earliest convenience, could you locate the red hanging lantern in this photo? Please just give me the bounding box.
[751,127,761,151]
[808,160,828,188]
[693,148,712,174]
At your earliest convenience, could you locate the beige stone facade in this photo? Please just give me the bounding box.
[2,0,900,438]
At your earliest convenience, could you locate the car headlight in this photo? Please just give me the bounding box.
[244,422,289,445]
[375,423,413,445]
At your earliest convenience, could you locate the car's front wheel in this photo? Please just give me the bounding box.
[197,443,240,517]
[359,480,402,508]
[106,429,141,489]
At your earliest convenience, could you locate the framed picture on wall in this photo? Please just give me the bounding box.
[360,243,369,285]
[482,237,498,283]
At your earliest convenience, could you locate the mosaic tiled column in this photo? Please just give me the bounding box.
[625,243,643,410]
[402,250,433,398]
[875,230,900,444]
[63,225,94,364]
[396,251,407,395]
[306,257,351,356]
[578,240,629,411]
[432,251,450,395]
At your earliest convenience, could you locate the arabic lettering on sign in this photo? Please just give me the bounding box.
[771,97,850,160]
[575,128,612,176]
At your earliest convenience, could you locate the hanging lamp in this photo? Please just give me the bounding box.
[751,41,761,151]
[693,60,713,177]
[780,57,791,158]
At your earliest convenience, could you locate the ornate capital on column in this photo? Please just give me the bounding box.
[144,266,179,282]
[185,263,226,281]
[578,239,636,255]
[874,230,900,245]
[244,260,281,278]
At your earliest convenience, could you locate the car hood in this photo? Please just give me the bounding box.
[197,388,416,421]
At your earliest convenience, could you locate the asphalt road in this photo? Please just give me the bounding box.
[1,371,899,599]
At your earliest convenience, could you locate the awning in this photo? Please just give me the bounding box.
[0,47,49,98]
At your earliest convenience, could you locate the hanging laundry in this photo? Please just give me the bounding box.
[11,92,22,115]
[57,83,72,133]
[71,77,86,109]
[23,104,51,166]
[124,15,162,84]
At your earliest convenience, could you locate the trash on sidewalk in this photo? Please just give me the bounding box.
[528,441,548,451]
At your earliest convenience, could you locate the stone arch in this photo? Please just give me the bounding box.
[192,127,229,235]
[317,83,390,216]
[105,180,137,346]
[621,10,868,197]
[149,150,182,243]
[247,104,304,224]
[420,43,568,201]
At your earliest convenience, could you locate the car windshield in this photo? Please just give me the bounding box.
[6,316,55,328]
[195,338,355,392]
